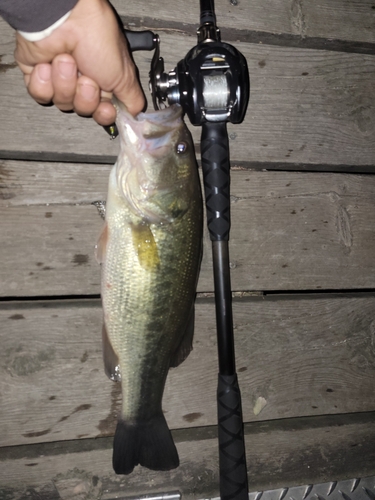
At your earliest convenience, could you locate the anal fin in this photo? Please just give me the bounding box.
[102,323,121,382]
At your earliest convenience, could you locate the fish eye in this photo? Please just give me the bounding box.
[176,142,188,154]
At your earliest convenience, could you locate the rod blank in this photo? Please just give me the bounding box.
[200,0,216,24]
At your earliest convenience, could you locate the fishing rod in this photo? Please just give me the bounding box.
[148,2,250,496]
[116,3,250,496]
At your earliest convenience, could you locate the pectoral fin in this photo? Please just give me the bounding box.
[102,323,121,382]
[130,223,160,270]
[169,305,195,368]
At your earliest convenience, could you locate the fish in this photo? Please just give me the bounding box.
[96,103,203,475]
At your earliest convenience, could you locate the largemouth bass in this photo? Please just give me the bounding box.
[96,103,203,474]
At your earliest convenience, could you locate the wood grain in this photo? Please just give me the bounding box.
[113,0,375,44]
[2,0,375,47]
[2,165,375,296]
[1,294,375,447]
[1,27,374,167]
[1,413,375,497]
[1,1,375,493]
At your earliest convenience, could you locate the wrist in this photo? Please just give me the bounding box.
[18,11,73,42]
[62,0,113,47]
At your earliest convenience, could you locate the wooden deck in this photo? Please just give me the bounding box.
[1,0,375,498]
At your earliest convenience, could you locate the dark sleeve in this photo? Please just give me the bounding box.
[0,0,79,32]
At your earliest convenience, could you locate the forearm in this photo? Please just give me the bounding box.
[0,0,79,32]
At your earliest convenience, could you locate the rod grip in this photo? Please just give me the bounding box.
[201,121,231,241]
[218,373,248,500]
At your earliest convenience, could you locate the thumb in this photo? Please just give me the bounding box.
[112,44,146,116]
[114,73,146,117]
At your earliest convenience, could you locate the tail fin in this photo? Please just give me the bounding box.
[113,413,179,474]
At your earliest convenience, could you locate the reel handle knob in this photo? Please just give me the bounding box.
[124,29,156,51]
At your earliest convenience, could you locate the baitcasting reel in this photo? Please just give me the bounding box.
[108,4,249,134]
[149,12,249,126]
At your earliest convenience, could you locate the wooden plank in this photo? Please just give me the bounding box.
[0,28,375,167]
[1,413,375,497]
[0,160,110,207]
[2,165,375,295]
[289,0,375,44]
[114,0,375,45]
[2,0,375,48]
[1,294,375,447]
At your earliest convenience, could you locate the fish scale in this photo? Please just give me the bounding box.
[98,103,203,475]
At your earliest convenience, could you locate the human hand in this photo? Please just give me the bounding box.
[14,0,145,125]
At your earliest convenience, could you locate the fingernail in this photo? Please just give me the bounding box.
[58,61,76,79]
[79,83,97,101]
[37,64,51,83]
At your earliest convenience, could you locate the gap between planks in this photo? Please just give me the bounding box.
[2,290,375,306]
[120,15,375,55]
[1,152,375,174]
[1,410,374,461]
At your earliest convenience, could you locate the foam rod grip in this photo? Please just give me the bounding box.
[218,373,248,500]
[201,121,231,241]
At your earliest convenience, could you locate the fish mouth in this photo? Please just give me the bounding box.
[116,102,183,132]
[136,104,183,127]
[115,104,184,157]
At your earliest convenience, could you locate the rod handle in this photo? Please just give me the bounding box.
[218,373,248,500]
[201,121,231,241]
